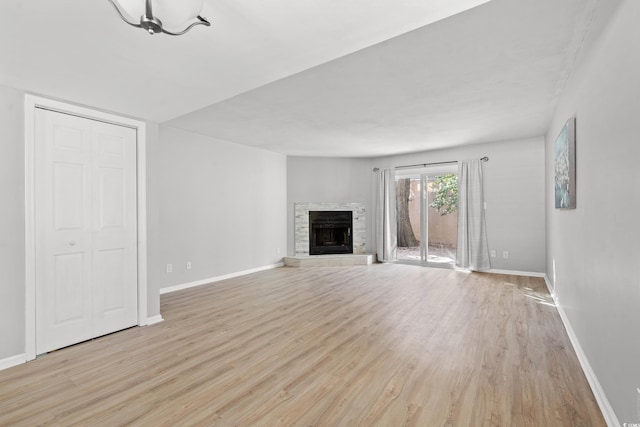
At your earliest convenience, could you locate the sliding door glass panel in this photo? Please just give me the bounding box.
[396,175,421,262]
[396,166,458,267]
[425,170,458,266]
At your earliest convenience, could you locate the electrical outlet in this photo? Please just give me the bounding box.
[636,388,640,419]
[186,261,192,269]
[166,263,173,273]
[503,251,509,259]
[277,247,281,254]
[490,249,497,258]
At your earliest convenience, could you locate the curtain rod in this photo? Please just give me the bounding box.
[372,156,488,172]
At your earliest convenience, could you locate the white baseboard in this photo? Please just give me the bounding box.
[544,275,620,427]
[486,268,546,278]
[160,262,284,295]
[146,315,164,325]
[0,353,26,371]
[543,274,556,299]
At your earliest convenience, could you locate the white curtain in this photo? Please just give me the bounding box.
[375,168,397,262]
[456,159,491,271]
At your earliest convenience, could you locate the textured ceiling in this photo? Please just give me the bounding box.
[0,0,489,122]
[167,0,612,157]
[1,0,617,157]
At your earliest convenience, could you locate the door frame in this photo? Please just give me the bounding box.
[24,94,148,361]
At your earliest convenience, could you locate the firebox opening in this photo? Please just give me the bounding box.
[309,211,353,255]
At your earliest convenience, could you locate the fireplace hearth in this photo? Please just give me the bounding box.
[309,211,353,255]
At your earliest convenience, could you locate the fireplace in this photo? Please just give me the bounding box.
[309,211,353,255]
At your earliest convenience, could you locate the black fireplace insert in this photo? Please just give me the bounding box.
[309,211,353,255]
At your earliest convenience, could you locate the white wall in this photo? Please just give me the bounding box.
[373,138,546,273]
[0,84,25,360]
[157,126,287,288]
[287,157,373,256]
[545,0,640,423]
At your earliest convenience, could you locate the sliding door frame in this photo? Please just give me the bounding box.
[396,165,458,268]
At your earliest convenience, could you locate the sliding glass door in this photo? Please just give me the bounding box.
[395,166,458,267]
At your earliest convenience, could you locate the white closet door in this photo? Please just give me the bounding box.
[91,120,138,337]
[35,109,138,354]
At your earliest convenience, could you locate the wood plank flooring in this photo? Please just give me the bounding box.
[0,264,605,426]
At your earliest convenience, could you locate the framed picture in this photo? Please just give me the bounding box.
[554,117,576,209]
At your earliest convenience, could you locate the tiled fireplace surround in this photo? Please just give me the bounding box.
[294,202,366,256]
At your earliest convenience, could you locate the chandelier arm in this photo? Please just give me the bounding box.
[161,16,211,36]
[107,0,143,28]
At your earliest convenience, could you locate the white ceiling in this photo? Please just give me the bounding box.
[0,0,616,157]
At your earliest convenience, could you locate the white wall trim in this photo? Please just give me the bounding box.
[146,315,164,325]
[543,274,556,300]
[486,268,546,278]
[0,354,27,372]
[24,94,148,361]
[544,276,620,427]
[160,262,284,295]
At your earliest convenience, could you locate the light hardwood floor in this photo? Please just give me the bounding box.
[0,264,605,426]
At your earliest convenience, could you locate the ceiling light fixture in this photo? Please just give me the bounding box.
[107,0,210,36]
